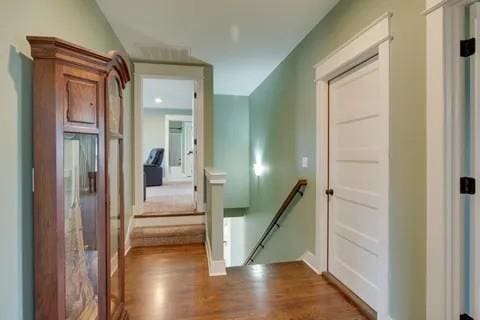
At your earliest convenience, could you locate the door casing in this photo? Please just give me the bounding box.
[133,63,205,214]
[164,114,194,180]
[424,1,473,319]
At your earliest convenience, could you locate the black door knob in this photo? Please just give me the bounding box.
[325,188,334,196]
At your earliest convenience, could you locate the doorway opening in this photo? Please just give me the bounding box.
[142,78,197,215]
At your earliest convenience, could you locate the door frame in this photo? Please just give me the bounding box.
[133,63,205,214]
[164,114,193,180]
[471,4,480,318]
[424,1,471,319]
[314,13,392,320]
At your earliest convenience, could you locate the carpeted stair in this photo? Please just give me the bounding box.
[131,224,206,247]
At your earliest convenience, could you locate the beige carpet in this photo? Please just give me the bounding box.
[131,224,205,247]
[143,180,195,214]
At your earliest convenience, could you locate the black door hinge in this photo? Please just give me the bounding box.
[460,177,476,194]
[461,38,476,57]
[194,185,197,192]
[194,92,197,99]
[460,313,474,320]
[194,139,197,146]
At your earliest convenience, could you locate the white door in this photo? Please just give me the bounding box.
[184,121,194,178]
[470,3,480,318]
[327,57,387,311]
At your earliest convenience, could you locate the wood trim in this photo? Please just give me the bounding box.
[314,13,392,81]
[33,58,64,320]
[134,62,204,80]
[28,36,111,60]
[322,272,376,320]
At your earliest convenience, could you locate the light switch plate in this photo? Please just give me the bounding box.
[302,157,308,168]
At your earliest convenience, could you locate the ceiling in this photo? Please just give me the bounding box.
[143,78,194,110]
[96,0,339,95]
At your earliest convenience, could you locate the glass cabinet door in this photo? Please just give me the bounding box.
[108,139,122,316]
[107,76,124,318]
[64,133,99,320]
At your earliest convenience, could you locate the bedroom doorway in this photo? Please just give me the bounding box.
[141,78,197,214]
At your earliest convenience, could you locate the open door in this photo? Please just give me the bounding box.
[184,121,194,178]
[192,88,199,210]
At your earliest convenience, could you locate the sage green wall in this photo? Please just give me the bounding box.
[213,95,250,209]
[204,66,215,167]
[246,1,426,319]
[0,1,133,318]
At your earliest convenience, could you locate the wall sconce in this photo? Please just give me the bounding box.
[253,162,265,177]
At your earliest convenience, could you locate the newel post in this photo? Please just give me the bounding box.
[204,167,227,276]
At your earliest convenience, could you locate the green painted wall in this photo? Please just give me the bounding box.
[0,1,133,318]
[246,1,426,319]
[214,95,250,209]
[204,65,215,168]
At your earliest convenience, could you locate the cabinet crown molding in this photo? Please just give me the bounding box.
[27,36,131,82]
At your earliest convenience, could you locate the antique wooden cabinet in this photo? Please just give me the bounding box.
[28,36,131,320]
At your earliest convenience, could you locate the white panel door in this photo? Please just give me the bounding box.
[328,57,387,310]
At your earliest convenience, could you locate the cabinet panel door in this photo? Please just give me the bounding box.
[66,79,97,124]
[61,65,104,132]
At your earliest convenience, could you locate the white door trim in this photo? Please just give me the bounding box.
[133,63,205,214]
[471,4,480,318]
[424,1,470,319]
[164,114,193,180]
[314,13,392,320]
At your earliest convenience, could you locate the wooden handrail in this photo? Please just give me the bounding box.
[243,179,308,265]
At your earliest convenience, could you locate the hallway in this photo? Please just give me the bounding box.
[125,244,366,319]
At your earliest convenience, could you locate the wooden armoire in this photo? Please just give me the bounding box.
[28,36,131,320]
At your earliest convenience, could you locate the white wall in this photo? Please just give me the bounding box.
[229,216,247,266]
[142,108,192,161]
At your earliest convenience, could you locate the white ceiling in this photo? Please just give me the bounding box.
[143,78,194,110]
[96,0,339,95]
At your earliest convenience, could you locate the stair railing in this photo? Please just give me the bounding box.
[243,179,308,265]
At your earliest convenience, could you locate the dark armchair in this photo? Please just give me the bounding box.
[144,148,164,187]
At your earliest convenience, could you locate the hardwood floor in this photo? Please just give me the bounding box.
[125,244,367,320]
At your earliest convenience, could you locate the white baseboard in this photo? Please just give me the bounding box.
[205,232,226,276]
[299,251,322,274]
[125,215,134,256]
[299,251,394,320]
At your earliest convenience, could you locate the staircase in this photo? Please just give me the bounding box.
[130,211,206,247]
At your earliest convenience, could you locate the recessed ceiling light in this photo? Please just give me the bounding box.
[155,97,163,104]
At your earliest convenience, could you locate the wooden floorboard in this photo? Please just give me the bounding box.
[125,244,367,320]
